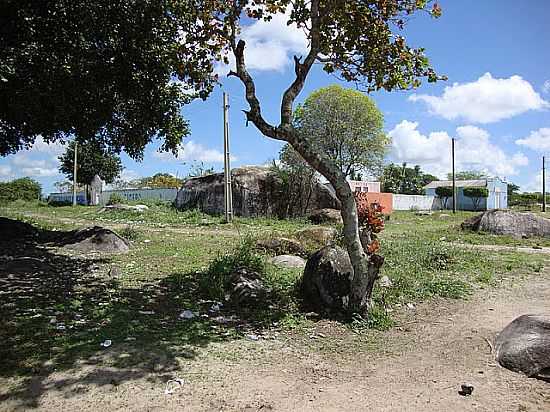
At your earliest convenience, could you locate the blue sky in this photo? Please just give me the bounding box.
[1,0,549,194]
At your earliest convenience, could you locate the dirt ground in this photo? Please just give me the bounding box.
[2,269,549,412]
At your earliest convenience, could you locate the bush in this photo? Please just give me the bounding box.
[0,177,42,204]
[107,193,125,205]
[198,237,265,300]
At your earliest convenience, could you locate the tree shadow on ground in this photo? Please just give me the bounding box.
[0,218,277,409]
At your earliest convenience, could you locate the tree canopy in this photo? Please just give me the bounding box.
[0,177,41,204]
[59,141,123,186]
[381,163,438,194]
[0,0,215,158]
[447,170,487,181]
[294,85,388,178]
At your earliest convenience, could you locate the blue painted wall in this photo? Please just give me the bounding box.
[425,178,508,211]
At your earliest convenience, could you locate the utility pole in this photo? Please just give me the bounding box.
[543,156,546,213]
[223,92,233,223]
[452,138,456,214]
[72,141,78,206]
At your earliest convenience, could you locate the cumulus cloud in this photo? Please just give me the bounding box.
[521,171,542,193]
[216,11,308,74]
[543,80,550,94]
[388,121,528,178]
[0,165,13,179]
[153,140,235,163]
[516,127,550,152]
[409,73,548,123]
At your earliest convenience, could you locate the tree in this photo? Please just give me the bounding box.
[294,85,389,178]
[435,186,453,209]
[0,177,42,204]
[272,144,318,218]
[381,163,438,195]
[463,187,489,211]
[59,140,123,203]
[447,170,487,181]
[0,0,215,158]
[192,0,444,314]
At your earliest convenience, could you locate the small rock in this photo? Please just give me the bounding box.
[458,384,474,396]
[179,310,195,320]
[406,303,415,310]
[379,275,393,288]
[246,334,259,341]
[101,339,112,348]
[143,239,151,243]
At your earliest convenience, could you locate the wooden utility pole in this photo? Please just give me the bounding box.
[452,138,456,214]
[72,141,78,206]
[543,156,546,213]
[223,92,233,222]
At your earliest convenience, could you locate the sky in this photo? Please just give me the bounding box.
[1,0,549,195]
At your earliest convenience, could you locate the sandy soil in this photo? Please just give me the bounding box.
[2,269,549,412]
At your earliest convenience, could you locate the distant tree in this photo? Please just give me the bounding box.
[435,186,454,209]
[381,163,437,195]
[447,170,487,181]
[463,187,489,211]
[133,173,183,189]
[273,144,318,218]
[294,85,389,179]
[507,182,520,197]
[54,180,84,193]
[59,140,123,203]
[0,177,41,204]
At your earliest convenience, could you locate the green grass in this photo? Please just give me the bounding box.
[0,201,548,378]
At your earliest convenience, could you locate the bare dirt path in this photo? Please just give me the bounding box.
[2,271,549,411]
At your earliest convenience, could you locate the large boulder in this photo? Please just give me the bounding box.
[462,210,550,238]
[256,237,306,257]
[228,268,270,307]
[270,255,306,269]
[495,314,550,380]
[174,166,339,218]
[308,208,343,225]
[301,246,353,312]
[295,227,338,248]
[62,227,130,253]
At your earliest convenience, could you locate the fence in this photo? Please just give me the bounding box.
[392,194,442,211]
[48,188,179,205]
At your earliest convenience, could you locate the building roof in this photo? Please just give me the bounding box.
[423,179,488,190]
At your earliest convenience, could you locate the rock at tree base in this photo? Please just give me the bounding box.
[228,268,270,307]
[256,237,306,257]
[174,166,339,217]
[270,255,306,269]
[462,210,550,238]
[308,208,343,225]
[295,227,338,248]
[495,314,550,380]
[301,246,353,312]
[62,227,130,253]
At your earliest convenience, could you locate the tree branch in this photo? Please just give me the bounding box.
[280,0,321,129]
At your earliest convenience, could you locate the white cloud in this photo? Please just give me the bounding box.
[543,80,550,94]
[388,121,528,178]
[521,171,542,193]
[153,140,235,163]
[516,127,550,152]
[28,136,66,155]
[0,165,13,179]
[409,73,548,123]
[216,11,308,74]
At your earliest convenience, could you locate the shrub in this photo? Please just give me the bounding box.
[0,177,42,204]
[198,237,265,300]
[107,193,125,205]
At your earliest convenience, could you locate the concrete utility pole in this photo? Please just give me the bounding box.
[452,138,456,214]
[72,141,78,206]
[223,92,233,222]
[543,156,546,213]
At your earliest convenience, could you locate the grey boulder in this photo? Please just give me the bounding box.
[462,210,550,239]
[270,255,306,269]
[301,246,353,312]
[495,314,550,380]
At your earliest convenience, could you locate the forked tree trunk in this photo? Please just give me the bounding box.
[288,136,384,314]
